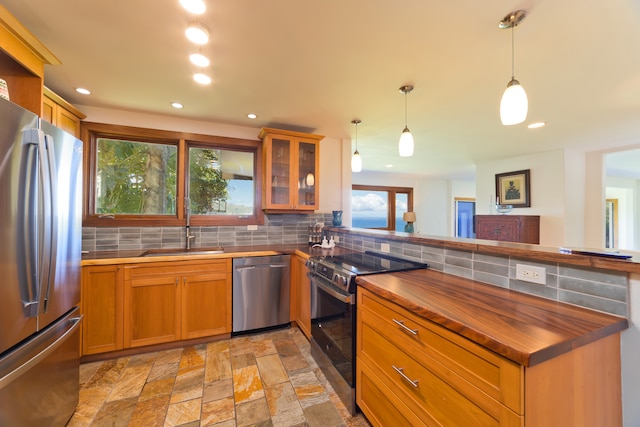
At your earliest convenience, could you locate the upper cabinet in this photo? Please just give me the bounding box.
[0,5,60,115]
[259,127,324,212]
[42,86,86,137]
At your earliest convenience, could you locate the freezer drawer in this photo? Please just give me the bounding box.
[0,307,82,427]
[233,255,290,333]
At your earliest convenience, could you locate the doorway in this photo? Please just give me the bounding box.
[455,198,476,238]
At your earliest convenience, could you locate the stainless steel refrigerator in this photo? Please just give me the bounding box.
[0,97,83,426]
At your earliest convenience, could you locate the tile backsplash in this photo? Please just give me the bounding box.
[82,213,332,252]
[83,217,629,318]
[332,230,629,318]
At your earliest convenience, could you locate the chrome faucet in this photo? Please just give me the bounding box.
[185,197,196,249]
[186,226,195,249]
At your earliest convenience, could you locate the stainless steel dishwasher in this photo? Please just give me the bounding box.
[232,255,291,333]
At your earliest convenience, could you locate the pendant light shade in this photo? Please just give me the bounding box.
[500,78,528,125]
[351,119,362,173]
[499,10,528,126]
[399,85,414,157]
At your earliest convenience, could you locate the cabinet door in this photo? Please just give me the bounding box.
[291,254,311,339]
[295,139,318,210]
[124,275,181,348]
[182,271,232,339]
[82,265,123,355]
[264,135,293,209]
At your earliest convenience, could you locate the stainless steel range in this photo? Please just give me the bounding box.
[306,251,427,414]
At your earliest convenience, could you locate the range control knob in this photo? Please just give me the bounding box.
[306,259,316,269]
[333,274,347,287]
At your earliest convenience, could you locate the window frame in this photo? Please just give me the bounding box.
[351,184,413,231]
[82,122,264,227]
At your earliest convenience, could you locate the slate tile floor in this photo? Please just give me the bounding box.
[67,327,371,427]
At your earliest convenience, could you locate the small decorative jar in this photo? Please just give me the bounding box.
[332,210,343,226]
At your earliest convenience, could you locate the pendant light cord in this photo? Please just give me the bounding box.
[404,91,408,128]
[355,122,358,151]
[511,23,515,79]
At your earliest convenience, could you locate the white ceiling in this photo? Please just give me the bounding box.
[4,0,640,179]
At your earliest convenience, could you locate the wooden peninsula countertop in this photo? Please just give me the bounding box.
[356,268,629,367]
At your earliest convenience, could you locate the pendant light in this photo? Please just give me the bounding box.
[499,10,528,126]
[398,85,414,157]
[351,119,362,173]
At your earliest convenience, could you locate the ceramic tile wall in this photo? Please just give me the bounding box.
[334,231,629,318]
[82,213,332,252]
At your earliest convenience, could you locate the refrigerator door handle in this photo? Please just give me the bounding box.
[42,134,58,313]
[0,315,82,390]
[16,129,42,317]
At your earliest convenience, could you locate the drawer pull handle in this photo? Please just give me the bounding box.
[392,365,419,388]
[392,318,418,335]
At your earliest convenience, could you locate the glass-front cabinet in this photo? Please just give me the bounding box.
[259,128,324,211]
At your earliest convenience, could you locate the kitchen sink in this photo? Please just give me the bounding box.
[140,247,224,257]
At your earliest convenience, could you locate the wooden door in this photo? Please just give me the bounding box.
[124,275,181,348]
[81,265,123,355]
[181,270,231,339]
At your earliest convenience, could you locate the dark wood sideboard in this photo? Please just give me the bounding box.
[475,215,540,244]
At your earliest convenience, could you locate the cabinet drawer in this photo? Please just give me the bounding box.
[359,289,523,414]
[356,360,429,427]
[124,259,230,279]
[359,320,523,427]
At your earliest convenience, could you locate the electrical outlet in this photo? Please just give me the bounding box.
[516,264,546,285]
[247,224,258,231]
[381,243,390,253]
[333,235,339,243]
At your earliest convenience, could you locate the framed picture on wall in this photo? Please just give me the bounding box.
[495,169,530,207]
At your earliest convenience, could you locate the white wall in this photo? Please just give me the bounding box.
[606,176,638,250]
[475,150,566,247]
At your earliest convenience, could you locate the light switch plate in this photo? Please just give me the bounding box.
[381,243,390,253]
[247,224,258,231]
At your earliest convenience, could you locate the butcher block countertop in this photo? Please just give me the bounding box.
[356,268,629,367]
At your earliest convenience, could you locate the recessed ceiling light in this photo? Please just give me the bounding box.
[179,0,206,15]
[185,23,209,45]
[75,87,91,95]
[528,122,546,129]
[193,73,212,85]
[385,164,393,168]
[171,102,184,109]
[247,113,257,119]
[189,52,210,67]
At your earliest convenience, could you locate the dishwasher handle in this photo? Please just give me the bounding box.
[234,263,289,271]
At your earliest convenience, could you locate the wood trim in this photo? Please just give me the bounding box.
[43,86,86,119]
[81,121,264,227]
[0,5,60,70]
[258,127,324,141]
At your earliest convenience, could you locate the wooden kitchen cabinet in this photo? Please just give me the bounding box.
[42,86,86,137]
[123,259,231,348]
[290,253,311,339]
[0,6,59,115]
[357,285,623,427]
[259,127,324,212]
[475,215,540,244]
[357,288,522,427]
[81,265,124,355]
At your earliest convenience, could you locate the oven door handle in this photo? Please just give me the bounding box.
[307,272,351,303]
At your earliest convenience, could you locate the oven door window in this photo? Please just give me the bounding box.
[309,274,354,387]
